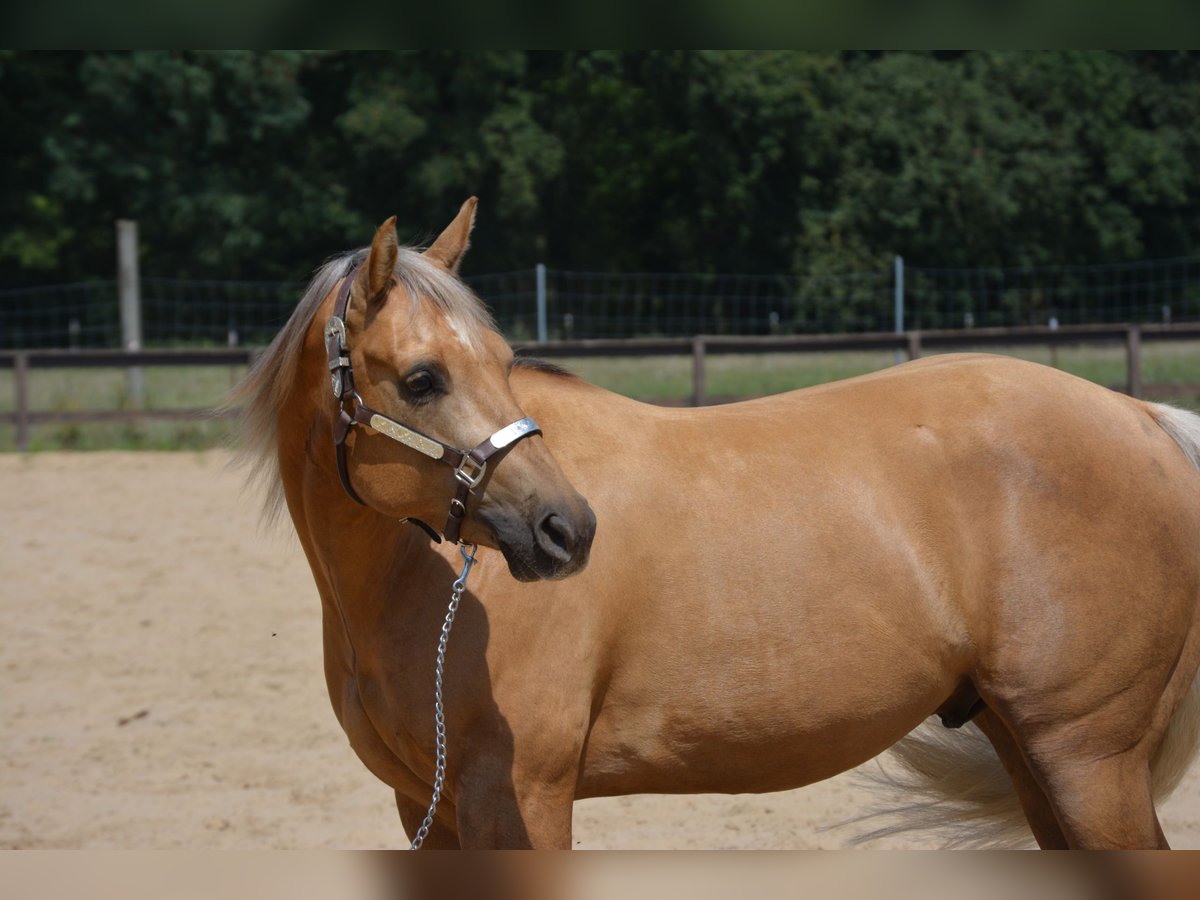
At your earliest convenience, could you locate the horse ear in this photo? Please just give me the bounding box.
[423,197,478,274]
[357,216,399,306]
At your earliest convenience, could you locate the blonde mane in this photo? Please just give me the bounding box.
[223,245,497,523]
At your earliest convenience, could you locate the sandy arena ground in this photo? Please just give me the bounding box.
[2,451,1198,849]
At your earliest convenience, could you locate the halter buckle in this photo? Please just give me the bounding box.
[325,316,349,397]
[454,455,487,490]
[325,315,347,349]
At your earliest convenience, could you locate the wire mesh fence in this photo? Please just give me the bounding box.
[0,278,308,350]
[141,278,307,347]
[532,269,897,338]
[463,269,541,339]
[3,254,1200,350]
[0,282,121,349]
[906,256,1200,330]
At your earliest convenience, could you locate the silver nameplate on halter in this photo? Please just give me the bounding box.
[368,414,446,460]
[489,417,540,449]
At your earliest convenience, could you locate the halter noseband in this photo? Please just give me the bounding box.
[324,261,542,544]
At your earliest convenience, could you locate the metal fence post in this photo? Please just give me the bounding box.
[15,351,30,452]
[894,255,905,364]
[535,263,548,343]
[117,219,144,409]
[692,337,707,407]
[1126,325,1143,398]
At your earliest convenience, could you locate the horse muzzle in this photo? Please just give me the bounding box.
[483,499,596,582]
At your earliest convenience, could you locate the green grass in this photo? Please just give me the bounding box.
[0,364,247,415]
[2,343,1198,451]
[0,365,245,452]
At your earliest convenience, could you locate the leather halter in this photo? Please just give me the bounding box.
[323,261,542,544]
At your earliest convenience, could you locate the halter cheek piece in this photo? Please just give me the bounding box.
[324,261,542,544]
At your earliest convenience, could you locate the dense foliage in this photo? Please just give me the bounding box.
[4,51,1200,286]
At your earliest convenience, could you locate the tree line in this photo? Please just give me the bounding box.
[3,51,1199,287]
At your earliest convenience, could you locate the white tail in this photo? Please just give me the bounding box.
[847,720,1034,848]
[848,402,1200,848]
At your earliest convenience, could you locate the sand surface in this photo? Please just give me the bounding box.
[2,451,1198,849]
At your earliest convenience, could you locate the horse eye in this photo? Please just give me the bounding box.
[405,371,435,395]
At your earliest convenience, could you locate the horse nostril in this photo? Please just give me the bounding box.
[536,512,576,563]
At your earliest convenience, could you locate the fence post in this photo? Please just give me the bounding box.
[894,255,905,364]
[535,263,548,343]
[906,331,922,361]
[1126,325,1143,399]
[15,352,30,452]
[116,219,144,409]
[692,337,707,407]
[227,321,239,388]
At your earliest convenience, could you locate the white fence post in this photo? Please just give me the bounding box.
[116,219,144,409]
[894,254,905,364]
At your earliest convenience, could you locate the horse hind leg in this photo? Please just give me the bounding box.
[1028,745,1167,849]
[988,677,1183,849]
[921,681,1068,847]
[989,608,1200,849]
[972,708,1069,849]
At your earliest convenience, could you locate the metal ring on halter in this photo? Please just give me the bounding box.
[454,455,487,490]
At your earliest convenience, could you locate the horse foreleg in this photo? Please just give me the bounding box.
[453,755,576,849]
[973,708,1068,849]
[396,790,461,849]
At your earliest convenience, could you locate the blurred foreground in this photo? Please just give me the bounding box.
[3,852,1199,900]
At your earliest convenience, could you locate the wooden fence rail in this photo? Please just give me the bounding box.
[3,322,1200,451]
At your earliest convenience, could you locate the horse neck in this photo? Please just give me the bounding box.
[510,365,657,449]
[277,401,428,664]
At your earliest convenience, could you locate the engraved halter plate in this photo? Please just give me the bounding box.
[368,414,447,461]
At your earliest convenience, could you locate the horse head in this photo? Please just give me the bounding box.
[324,199,595,581]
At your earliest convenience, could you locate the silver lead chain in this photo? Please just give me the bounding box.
[410,542,477,850]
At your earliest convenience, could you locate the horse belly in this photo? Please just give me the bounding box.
[575,621,957,797]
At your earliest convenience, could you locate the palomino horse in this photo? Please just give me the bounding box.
[231,200,1200,849]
